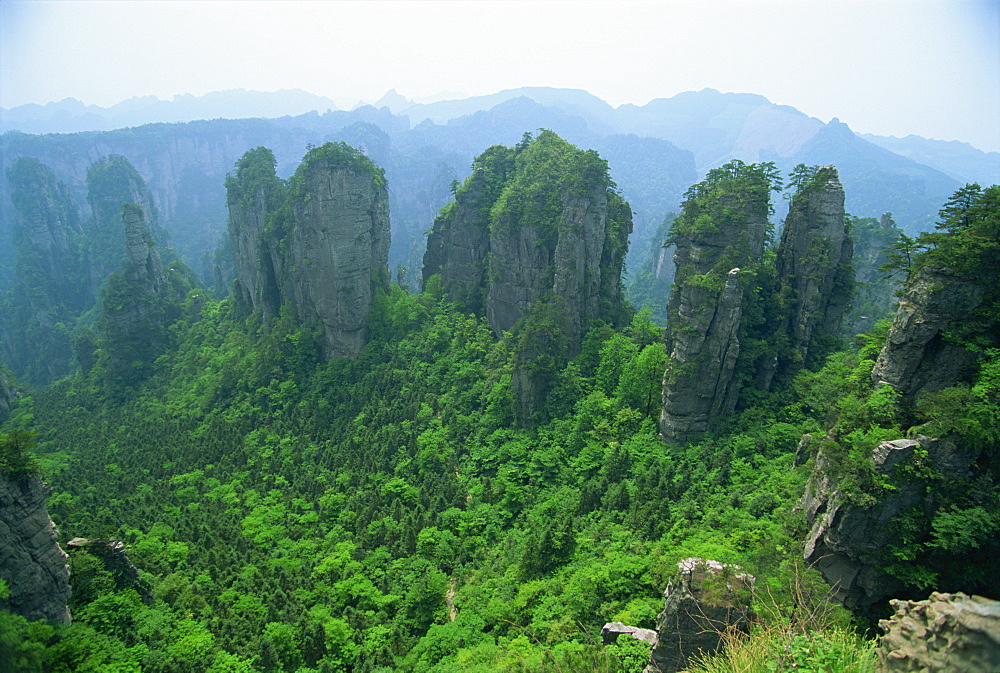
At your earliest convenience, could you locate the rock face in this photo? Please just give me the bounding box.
[775,166,852,369]
[800,435,980,609]
[648,558,754,673]
[228,143,390,359]
[660,163,855,444]
[422,131,631,348]
[659,162,771,443]
[1,158,88,385]
[871,266,986,403]
[600,621,658,647]
[877,592,1000,672]
[66,537,152,603]
[0,367,17,422]
[98,202,193,393]
[0,473,71,623]
[86,154,162,285]
[6,157,84,292]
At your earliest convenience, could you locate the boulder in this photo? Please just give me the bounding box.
[601,621,658,646]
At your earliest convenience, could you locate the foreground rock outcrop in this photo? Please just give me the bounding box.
[227,143,390,359]
[648,558,754,672]
[877,592,1000,672]
[0,472,71,623]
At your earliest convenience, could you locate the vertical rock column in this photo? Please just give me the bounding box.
[775,166,852,370]
[0,473,71,624]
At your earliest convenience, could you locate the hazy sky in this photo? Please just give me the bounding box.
[2,0,998,151]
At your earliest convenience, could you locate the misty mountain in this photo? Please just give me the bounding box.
[0,86,979,297]
[861,133,1000,186]
[0,89,340,135]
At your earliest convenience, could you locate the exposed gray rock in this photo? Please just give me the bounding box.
[877,592,1000,672]
[601,621,658,646]
[660,268,745,443]
[648,558,754,673]
[66,537,151,603]
[0,473,71,623]
[658,162,771,444]
[285,156,390,359]
[0,366,19,422]
[227,143,390,360]
[800,434,979,609]
[871,266,986,402]
[86,154,161,284]
[775,166,852,368]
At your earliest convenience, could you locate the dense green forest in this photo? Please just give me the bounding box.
[0,137,997,672]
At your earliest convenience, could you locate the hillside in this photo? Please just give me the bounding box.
[1,121,996,670]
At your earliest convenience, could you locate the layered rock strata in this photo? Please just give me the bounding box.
[227,143,390,359]
[0,473,71,623]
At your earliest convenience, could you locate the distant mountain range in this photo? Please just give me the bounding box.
[3,87,996,187]
[0,89,341,134]
[2,86,996,295]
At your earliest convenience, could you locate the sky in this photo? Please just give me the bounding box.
[2,0,998,152]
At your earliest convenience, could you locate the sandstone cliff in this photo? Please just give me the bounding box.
[660,163,856,444]
[800,184,999,608]
[1,158,88,385]
[775,166,852,371]
[227,143,390,359]
[98,202,193,393]
[870,266,986,404]
[659,161,772,443]
[0,472,71,623]
[86,154,162,285]
[422,131,632,348]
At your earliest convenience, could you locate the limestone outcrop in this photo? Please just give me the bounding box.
[775,166,852,370]
[877,592,1000,672]
[422,131,632,349]
[0,473,71,623]
[227,143,390,359]
[648,558,754,673]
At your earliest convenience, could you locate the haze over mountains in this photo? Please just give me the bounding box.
[4,86,996,185]
[1,86,996,298]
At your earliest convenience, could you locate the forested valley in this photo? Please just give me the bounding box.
[0,114,998,673]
